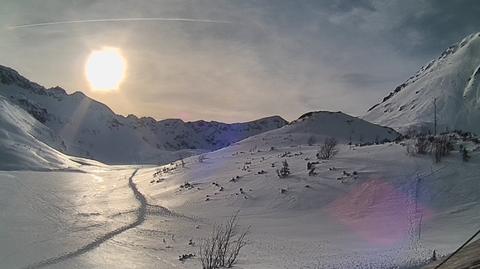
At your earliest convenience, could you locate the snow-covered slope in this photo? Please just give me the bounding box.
[237,111,399,149]
[365,32,480,134]
[0,65,287,164]
[0,96,76,170]
[130,133,480,268]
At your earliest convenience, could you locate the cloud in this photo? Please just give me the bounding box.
[8,17,233,30]
[334,73,390,88]
[1,0,479,122]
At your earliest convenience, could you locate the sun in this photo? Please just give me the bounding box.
[85,47,126,91]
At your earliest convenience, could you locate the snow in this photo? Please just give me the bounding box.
[0,65,287,164]
[238,111,399,148]
[364,32,480,134]
[1,33,480,269]
[0,96,76,170]
[1,129,479,268]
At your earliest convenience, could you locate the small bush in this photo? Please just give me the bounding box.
[317,137,338,160]
[199,212,249,269]
[415,136,430,154]
[276,160,290,178]
[406,135,432,155]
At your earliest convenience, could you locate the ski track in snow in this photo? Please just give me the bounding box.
[23,168,149,269]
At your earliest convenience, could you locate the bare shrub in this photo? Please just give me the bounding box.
[199,212,249,269]
[317,137,338,160]
[406,136,432,155]
[432,135,453,163]
[276,160,290,178]
[415,136,430,154]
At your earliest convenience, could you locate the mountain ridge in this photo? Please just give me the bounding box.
[364,32,480,134]
[0,64,288,164]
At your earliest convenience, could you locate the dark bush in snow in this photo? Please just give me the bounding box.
[276,160,290,178]
[317,137,338,160]
[415,136,430,155]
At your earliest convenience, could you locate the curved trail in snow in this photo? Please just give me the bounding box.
[24,169,146,269]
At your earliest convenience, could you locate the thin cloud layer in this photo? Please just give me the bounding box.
[0,0,479,122]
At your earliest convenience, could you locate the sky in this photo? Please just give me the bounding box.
[1,0,480,123]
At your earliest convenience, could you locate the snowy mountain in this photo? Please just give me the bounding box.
[236,111,399,149]
[0,95,76,170]
[0,65,287,164]
[364,32,480,134]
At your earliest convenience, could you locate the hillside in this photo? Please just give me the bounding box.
[364,32,480,134]
[130,131,480,268]
[235,111,399,150]
[0,95,76,170]
[0,65,287,164]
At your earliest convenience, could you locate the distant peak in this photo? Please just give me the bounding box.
[0,65,28,85]
[297,111,343,120]
[0,64,44,92]
[48,86,67,95]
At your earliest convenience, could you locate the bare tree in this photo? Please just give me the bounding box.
[199,212,249,269]
[317,137,338,160]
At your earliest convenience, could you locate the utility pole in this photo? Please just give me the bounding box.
[433,98,437,136]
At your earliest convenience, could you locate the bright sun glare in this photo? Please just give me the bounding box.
[85,47,126,91]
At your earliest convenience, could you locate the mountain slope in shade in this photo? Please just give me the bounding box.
[0,65,287,164]
[0,95,76,170]
[364,32,480,134]
[235,111,399,149]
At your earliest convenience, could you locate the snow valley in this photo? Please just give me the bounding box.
[1,32,480,269]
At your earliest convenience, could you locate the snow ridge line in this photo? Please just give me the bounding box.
[23,169,144,269]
